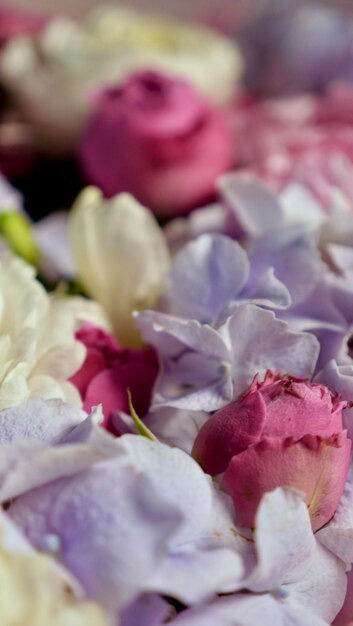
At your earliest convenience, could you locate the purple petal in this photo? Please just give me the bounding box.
[224,304,320,397]
[0,398,85,444]
[120,594,174,626]
[218,175,284,239]
[168,234,249,324]
[170,594,330,626]
[248,226,323,307]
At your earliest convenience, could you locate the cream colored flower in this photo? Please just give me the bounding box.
[0,6,242,153]
[69,187,170,347]
[0,512,110,626]
[0,250,97,409]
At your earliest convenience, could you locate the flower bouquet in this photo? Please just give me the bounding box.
[0,2,353,625]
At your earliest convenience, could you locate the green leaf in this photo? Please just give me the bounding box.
[0,212,38,266]
[127,388,158,441]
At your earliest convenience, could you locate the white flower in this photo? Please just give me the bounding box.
[0,250,92,409]
[0,6,243,153]
[69,187,170,347]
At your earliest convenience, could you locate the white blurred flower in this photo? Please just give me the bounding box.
[0,250,91,409]
[0,6,243,153]
[69,187,170,347]
[0,510,109,626]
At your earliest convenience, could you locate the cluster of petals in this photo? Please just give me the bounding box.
[0,250,95,409]
[2,3,353,625]
[0,397,347,626]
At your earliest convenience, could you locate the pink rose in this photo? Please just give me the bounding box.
[79,71,234,217]
[70,323,158,432]
[192,371,351,531]
[230,88,353,212]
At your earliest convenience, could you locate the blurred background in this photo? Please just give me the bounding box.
[2,0,353,221]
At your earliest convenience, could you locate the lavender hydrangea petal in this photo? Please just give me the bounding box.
[315,360,353,437]
[248,226,323,307]
[120,594,174,626]
[170,593,330,626]
[224,305,320,398]
[143,407,209,454]
[281,279,347,333]
[247,488,315,592]
[8,436,247,609]
[218,175,284,238]
[136,311,229,361]
[144,547,244,604]
[239,265,291,310]
[0,398,86,444]
[152,351,233,412]
[167,234,250,324]
[0,415,119,502]
[247,489,346,623]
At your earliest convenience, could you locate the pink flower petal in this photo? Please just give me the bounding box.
[224,433,351,531]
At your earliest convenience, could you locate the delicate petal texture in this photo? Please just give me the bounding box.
[248,226,323,308]
[246,489,347,623]
[120,594,174,626]
[0,511,109,626]
[136,311,228,360]
[69,187,170,347]
[70,323,158,430]
[166,232,290,325]
[8,457,183,611]
[249,488,316,591]
[143,407,209,454]
[0,416,120,502]
[240,266,291,311]
[0,397,85,444]
[138,305,319,412]
[0,251,89,409]
[224,434,351,531]
[8,436,246,609]
[193,371,346,475]
[170,593,330,626]
[315,360,353,440]
[225,305,320,397]
[193,389,267,475]
[317,464,353,565]
[137,310,232,411]
[168,234,249,323]
[219,175,284,238]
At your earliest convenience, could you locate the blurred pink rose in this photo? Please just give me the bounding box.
[70,323,158,432]
[0,6,45,48]
[79,71,234,217]
[231,86,353,210]
[192,371,351,531]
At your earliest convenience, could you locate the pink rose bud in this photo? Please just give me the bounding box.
[192,371,351,531]
[79,71,234,217]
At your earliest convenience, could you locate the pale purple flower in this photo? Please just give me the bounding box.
[6,433,247,614]
[137,304,319,412]
[158,488,347,626]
